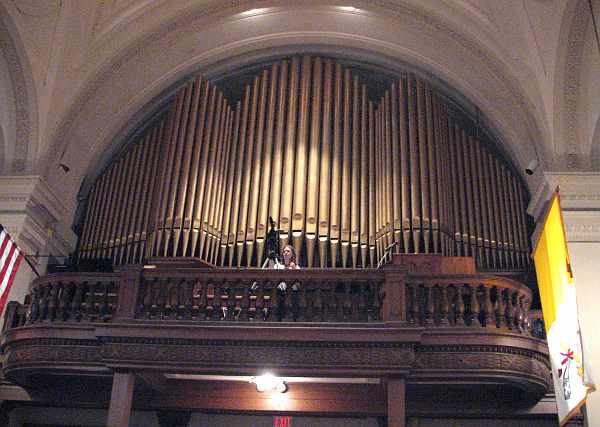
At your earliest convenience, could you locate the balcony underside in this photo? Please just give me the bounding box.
[1,256,551,418]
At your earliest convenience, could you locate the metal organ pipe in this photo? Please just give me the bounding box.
[78,55,531,270]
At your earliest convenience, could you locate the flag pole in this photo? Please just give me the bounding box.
[21,255,41,278]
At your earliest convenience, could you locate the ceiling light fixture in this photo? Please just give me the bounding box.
[250,373,287,393]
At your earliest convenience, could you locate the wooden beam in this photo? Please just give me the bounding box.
[107,372,135,427]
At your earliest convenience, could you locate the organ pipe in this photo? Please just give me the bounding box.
[78,55,531,271]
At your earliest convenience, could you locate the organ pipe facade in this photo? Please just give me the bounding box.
[77,55,530,270]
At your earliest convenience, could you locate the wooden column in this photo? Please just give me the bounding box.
[107,372,135,427]
[387,378,406,427]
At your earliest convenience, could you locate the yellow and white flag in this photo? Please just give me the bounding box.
[533,191,595,426]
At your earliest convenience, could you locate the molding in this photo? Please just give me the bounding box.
[544,172,600,210]
[0,175,76,255]
[528,172,600,220]
[0,12,30,173]
[562,211,600,243]
[556,1,590,166]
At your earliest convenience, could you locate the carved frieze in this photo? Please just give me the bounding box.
[99,339,416,369]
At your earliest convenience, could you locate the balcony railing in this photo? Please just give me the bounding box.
[4,264,533,334]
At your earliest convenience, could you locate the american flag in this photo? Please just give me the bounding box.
[0,225,24,314]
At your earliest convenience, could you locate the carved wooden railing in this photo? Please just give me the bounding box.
[406,275,532,331]
[3,272,120,330]
[3,267,535,334]
[136,269,385,322]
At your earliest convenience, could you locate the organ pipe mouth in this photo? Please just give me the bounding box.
[77,54,530,271]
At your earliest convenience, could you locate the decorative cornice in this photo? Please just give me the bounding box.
[0,175,76,254]
[544,172,600,210]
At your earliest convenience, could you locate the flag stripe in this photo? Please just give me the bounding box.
[0,247,19,294]
[0,226,23,316]
[0,252,22,314]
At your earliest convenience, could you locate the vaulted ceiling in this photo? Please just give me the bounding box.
[0,0,598,222]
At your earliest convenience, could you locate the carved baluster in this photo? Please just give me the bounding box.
[99,282,111,321]
[284,279,294,321]
[439,284,449,326]
[522,297,531,335]
[248,277,258,321]
[325,281,335,321]
[495,287,506,328]
[322,282,332,321]
[272,283,282,321]
[313,287,322,322]
[47,283,59,322]
[227,281,237,320]
[505,290,514,329]
[408,284,419,325]
[56,282,67,321]
[110,280,118,315]
[514,293,523,333]
[350,282,360,321]
[191,280,201,320]
[454,285,465,326]
[343,282,352,321]
[298,280,307,321]
[371,280,382,321]
[178,279,188,319]
[482,286,494,327]
[158,281,169,319]
[213,281,223,320]
[154,280,164,319]
[238,280,249,321]
[356,282,366,322]
[185,279,194,320]
[424,284,434,326]
[83,282,97,321]
[305,284,314,321]
[27,286,40,323]
[332,282,344,322]
[168,281,179,319]
[197,280,208,320]
[261,281,271,321]
[38,285,49,321]
[146,279,158,319]
[469,284,481,327]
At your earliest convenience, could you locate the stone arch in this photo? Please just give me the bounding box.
[553,0,591,169]
[0,2,38,173]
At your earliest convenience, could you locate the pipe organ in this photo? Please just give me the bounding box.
[77,55,530,270]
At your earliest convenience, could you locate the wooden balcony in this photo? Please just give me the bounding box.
[0,255,551,424]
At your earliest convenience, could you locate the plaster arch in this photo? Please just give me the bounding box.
[0,1,38,173]
[43,1,551,219]
[553,0,592,170]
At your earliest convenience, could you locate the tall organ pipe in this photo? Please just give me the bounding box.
[78,55,531,270]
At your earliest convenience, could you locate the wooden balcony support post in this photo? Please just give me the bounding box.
[383,270,406,322]
[387,378,406,427]
[107,371,135,427]
[115,265,143,319]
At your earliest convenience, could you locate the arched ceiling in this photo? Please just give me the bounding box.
[0,0,597,219]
